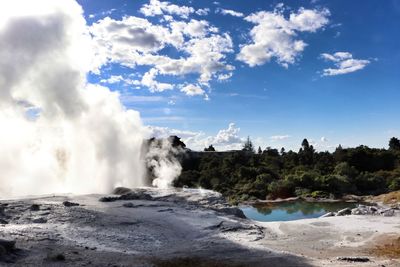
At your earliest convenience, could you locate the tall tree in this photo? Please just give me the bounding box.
[242,136,255,153]
[301,138,310,150]
[299,138,314,165]
[389,137,400,150]
[257,146,262,154]
[204,145,216,152]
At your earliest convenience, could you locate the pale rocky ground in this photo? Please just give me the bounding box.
[0,188,399,266]
[259,216,400,266]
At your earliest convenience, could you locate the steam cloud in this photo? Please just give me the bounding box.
[146,139,183,189]
[0,0,181,197]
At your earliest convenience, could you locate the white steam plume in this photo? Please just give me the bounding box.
[0,0,180,197]
[146,139,183,189]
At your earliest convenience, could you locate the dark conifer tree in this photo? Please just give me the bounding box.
[389,137,400,150]
[242,136,255,153]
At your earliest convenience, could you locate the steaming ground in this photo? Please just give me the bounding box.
[1,188,399,267]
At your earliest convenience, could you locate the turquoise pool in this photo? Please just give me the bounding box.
[241,201,357,222]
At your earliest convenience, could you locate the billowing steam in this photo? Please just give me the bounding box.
[0,0,181,197]
[146,139,183,189]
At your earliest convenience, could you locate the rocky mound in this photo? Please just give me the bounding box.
[100,187,246,219]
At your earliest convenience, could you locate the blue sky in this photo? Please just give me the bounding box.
[78,0,400,151]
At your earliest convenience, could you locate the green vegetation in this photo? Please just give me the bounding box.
[172,137,400,202]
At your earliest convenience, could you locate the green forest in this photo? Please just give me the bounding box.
[167,136,400,203]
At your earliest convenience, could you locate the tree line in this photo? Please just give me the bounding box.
[171,136,400,202]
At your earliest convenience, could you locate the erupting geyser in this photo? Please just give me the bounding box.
[0,0,178,197]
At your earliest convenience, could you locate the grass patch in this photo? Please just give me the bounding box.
[372,191,400,204]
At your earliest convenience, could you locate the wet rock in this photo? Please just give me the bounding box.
[0,239,16,263]
[30,204,40,211]
[54,254,65,261]
[100,191,154,202]
[214,207,246,219]
[390,203,400,209]
[158,208,173,212]
[99,196,119,202]
[0,239,15,252]
[380,208,395,216]
[63,201,79,207]
[119,221,140,226]
[0,246,6,258]
[350,205,396,216]
[205,221,224,230]
[209,221,258,233]
[32,217,47,223]
[337,256,370,262]
[0,206,6,217]
[47,253,65,262]
[113,187,132,195]
[369,206,378,212]
[122,202,135,208]
[201,195,225,205]
[351,208,365,215]
[119,192,153,201]
[0,219,8,224]
[336,208,351,216]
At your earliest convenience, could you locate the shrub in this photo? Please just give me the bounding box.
[294,187,311,197]
[310,190,330,198]
[267,180,295,199]
[354,172,386,194]
[315,174,352,196]
[389,178,400,191]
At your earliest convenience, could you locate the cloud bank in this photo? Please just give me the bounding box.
[89,1,234,97]
[270,135,291,141]
[148,123,245,151]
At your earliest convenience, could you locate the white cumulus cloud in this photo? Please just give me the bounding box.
[196,8,210,16]
[100,75,124,84]
[237,5,329,67]
[180,84,205,96]
[141,68,174,92]
[208,123,244,148]
[89,5,234,96]
[217,8,244,17]
[320,52,371,76]
[148,123,245,151]
[140,0,195,19]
